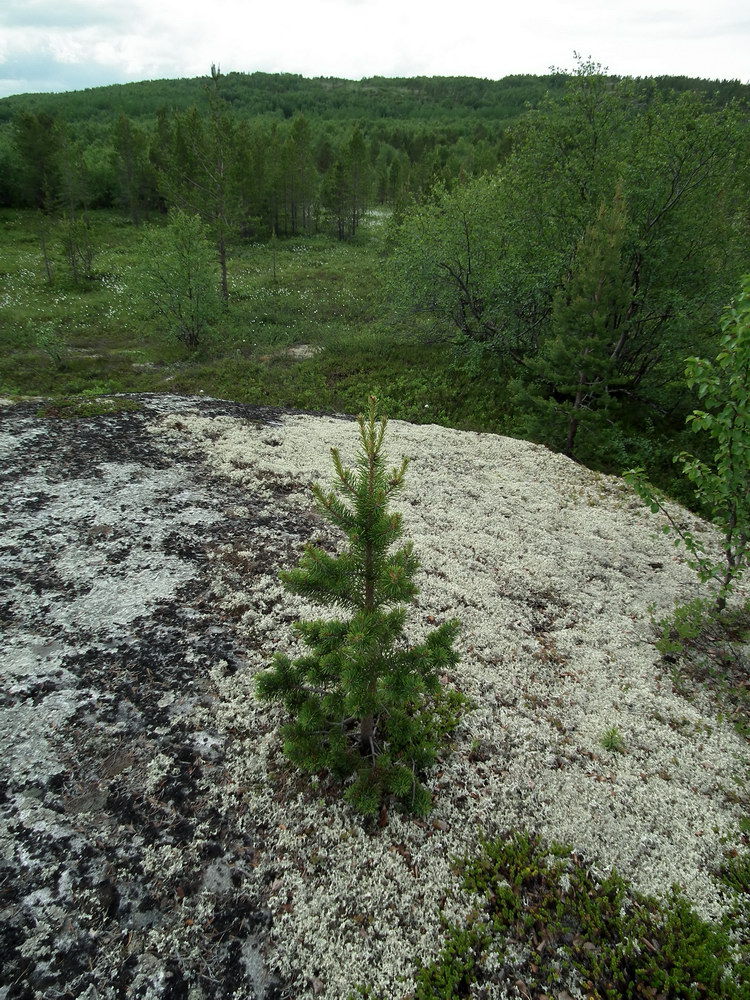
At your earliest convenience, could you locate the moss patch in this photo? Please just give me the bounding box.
[36,395,144,419]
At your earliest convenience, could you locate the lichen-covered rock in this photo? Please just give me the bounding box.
[2,394,747,1000]
[153,405,748,999]
[1,395,294,1000]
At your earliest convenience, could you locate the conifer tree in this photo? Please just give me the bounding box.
[157,67,240,301]
[13,111,63,211]
[531,185,631,458]
[112,113,156,225]
[256,399,462,816]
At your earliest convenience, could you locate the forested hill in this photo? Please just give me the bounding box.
[1,69,749,128]
[2,61,749,516]
[0,73,565,127]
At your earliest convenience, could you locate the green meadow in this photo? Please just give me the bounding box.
[0,210,507,434]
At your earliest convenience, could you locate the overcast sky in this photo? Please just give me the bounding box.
[0,0,748,99]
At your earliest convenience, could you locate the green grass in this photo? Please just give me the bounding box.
[0,210,510,435]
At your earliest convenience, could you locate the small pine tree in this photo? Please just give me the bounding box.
[256,399,462,816]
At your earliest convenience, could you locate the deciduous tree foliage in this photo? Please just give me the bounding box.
[389,59,750,458]
[131,209,221,350]
[628,275,750,610]
[256,399,462,816]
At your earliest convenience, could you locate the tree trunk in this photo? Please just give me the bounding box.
[359,441,378,757]
[359,713,375,758]
[565,375,586,458]
[218,234,228,302]
[39,228,54,285]
[565,414,579,458]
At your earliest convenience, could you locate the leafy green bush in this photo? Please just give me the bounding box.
[653,597,714,657]
[627,275,750,611]
[33,321,68,368]
[130,210,221,350]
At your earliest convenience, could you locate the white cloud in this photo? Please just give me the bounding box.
[0,0,131,30]
[0,0,748,98]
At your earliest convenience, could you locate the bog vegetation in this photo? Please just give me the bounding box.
[2,60,749,508]
[2,59,750,998]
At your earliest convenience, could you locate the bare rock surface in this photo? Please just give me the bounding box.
[2,394,748,1000]
[0,394,322,1000]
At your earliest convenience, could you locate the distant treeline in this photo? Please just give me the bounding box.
[1,68,748,238]
[2,69,749,126]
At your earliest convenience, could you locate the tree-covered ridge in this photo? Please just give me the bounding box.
[1,67,519,231]
[0,72,560,126]
[1,70,748,127]
[3,65,748,227]
[0,72,562,129]
[0,71,576,218]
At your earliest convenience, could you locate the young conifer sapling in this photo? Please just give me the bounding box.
[256,399,462,816]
